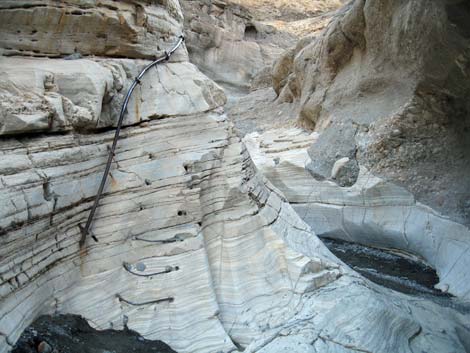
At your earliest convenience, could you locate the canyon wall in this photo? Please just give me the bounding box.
[0,0,187,60]
[244,127,470,300]
[181,0,342,88]
[1,1,470,353]
[181,0,287,87]
[273,0,470,227]
[245,0,470,302]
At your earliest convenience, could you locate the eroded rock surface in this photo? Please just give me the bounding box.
[182,0,285,87]
[181,0,342,88]
[0,57,225,136]
[2,113,470,353]
[273,0,470,226]
[0,0,187,60]
[0,110,343,353]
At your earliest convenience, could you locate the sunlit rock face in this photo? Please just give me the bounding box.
[3,110,469,353]
[273,0,470,226]
[0,110,345,352]
[0,57,225,135]
[1,1,470,353]
[0,0,186,60]
[0,1,338,351]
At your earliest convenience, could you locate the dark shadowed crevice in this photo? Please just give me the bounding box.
[244,24,258,40]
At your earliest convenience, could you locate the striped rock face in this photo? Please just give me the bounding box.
[0,111,342,352]
[0,57,226,136]
[244,127,470,301]
[1,1,470,353]
[1,111,469,353]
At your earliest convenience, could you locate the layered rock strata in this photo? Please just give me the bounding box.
[0,110,341,352]
[0,0,187,60]
[0,56,225,136]
[2,111,470,353]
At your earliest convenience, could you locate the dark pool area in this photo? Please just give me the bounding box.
[320,237,470,314]
[321,238,470,315]
[321,237,449,297]
[12,315,176,353]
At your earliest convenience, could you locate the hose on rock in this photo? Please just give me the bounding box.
[79,35,185,247]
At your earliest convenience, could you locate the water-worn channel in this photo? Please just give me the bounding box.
[321,237,470,316]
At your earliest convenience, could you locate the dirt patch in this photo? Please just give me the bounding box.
[224,87,299,135]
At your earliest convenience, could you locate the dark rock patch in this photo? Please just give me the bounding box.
[12,314,177,353]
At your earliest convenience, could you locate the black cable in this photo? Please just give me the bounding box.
[79,35,185,247]
[133,234,186,243]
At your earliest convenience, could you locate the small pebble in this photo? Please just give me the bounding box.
[37,341,52,353]
[136,262,146,272]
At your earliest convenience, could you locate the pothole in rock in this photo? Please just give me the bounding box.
[12,314,176,353]
[321,237,450,298]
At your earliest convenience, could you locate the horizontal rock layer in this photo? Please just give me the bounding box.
[0,0,187,60]
[0,56,226,135]
[0,111,345,352]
